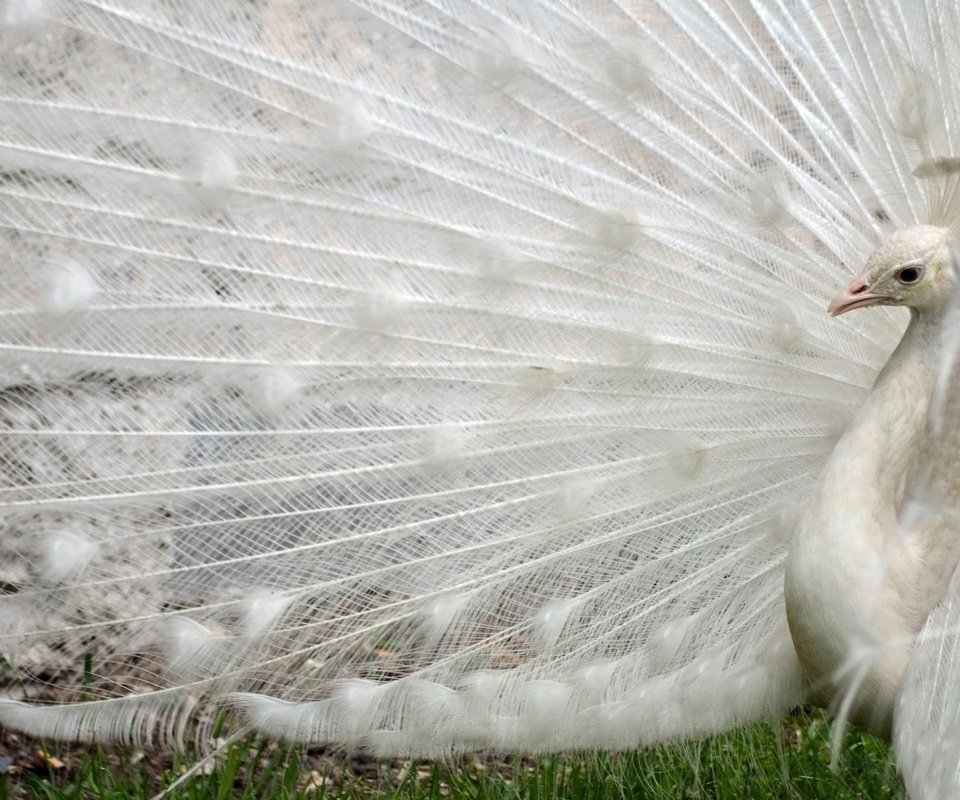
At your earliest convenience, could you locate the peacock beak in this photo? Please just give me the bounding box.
[828,273,883,316]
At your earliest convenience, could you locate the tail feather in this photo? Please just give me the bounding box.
[0,0,927,754]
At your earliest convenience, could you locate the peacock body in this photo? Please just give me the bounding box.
[1,1,960,796]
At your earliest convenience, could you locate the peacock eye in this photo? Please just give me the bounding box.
[895,266,924,285]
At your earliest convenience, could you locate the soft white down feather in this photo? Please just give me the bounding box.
[1,1,960,796]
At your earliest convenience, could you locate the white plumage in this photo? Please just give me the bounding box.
[1,1,959,796]
[787,225,960,741]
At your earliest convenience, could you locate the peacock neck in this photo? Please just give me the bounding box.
[784,305,946,737]
[845,308,943,496]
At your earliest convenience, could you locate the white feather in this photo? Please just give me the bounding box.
[1,3,960,797]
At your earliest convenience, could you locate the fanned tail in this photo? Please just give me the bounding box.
[0,0,933,754]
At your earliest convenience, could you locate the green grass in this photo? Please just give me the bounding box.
[0,710,904,800]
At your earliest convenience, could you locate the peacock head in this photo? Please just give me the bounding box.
[829,225,955,316]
